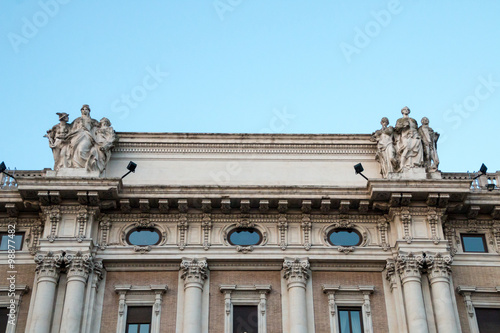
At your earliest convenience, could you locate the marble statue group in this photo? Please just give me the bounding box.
[45,105,116,173]
[371,106,440,178]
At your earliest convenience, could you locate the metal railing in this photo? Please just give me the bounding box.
[442,172,499,191]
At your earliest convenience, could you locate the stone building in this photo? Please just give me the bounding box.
[0,106,499,333]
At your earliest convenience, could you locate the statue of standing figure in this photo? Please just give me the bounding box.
[371,117,397,178]
[45,105,116,173]
[394,106,424,172]
[418,117,440,171]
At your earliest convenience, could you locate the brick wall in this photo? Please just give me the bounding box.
[100,270,179,333]
[0,263,36,332]
[209,270,282,333]
[312,271,388,333]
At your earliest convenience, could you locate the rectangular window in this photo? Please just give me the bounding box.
[461,234,487,253]
[126,306,152,333]
[476,308,500,333]
[338,307,363,333]
[233,305,258,333]
[0,233,24,251]
[0,307,8,333]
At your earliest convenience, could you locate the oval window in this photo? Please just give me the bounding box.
[328,229,362,246]
[228,228,262,246]
[126,228,161,246]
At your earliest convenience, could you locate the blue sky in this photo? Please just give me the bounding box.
[1,0,499,173]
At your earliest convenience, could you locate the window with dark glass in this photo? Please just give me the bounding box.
[461,234,487,253]
[0,232,24,251]
[233,305,258,333]
[126,306,152,333]
[0,307,8,333]
[475,308,500,333]
[338,307,363,333]
[228,228,262,246]
[327,229,361,247]
[126,229,161,246]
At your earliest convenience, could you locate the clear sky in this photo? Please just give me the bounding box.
[1,0,499,173]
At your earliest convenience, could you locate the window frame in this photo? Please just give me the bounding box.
[227,228,263,246]
[220,284,271,333]
[125,228,162,246]
[457,286,500,333]
[327,229,362,247]
[322,285,374,333]
[114,285,167,333]
[337,307,364,333]
[125,306,153,333]
[0,232,24,251]
[460,233,488,253]
[0,285,29,333]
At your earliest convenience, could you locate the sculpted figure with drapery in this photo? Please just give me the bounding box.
[45,105,116,173]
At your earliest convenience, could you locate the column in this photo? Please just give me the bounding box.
[397,253,429,333]
[29,251,63,333]
[181,257,208,333]
[60,251,93,333]
[283,257,310,333]
[427,254,459,333]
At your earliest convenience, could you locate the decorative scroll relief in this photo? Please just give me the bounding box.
[377,218,390,251]
[180,258,208,287]
[26,219,43,255]
[385,259,398,291]
[278,214,288,250]
[41,206,61,243]
[178,215,188,250]
[202,214,212,251]
[98,216,111,250]
[220,284,272,333]
[425,253,452,281]
[114,284,168,333]
[493,221,500,254]
[401,210,413,244]
[283,257,310,287]
[302,215,312,251]
[322,285,375,333]
[44,105,116,173]
[34,251,64,280]
[372,107,440,178]
[64,251,93,281]
[427,210,441,245]
[396,252,424,280]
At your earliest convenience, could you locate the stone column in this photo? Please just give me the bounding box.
[283,257,310,333]
[59,251,93,333]
[397,253,429,333]
[427,254,459,333]
[181,258,208,333]
[29,251,63,333]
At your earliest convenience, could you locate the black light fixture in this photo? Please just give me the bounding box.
[0,161,16,180]
[473,163,488,179]
[121,161,137,179]
[354,163,368,181]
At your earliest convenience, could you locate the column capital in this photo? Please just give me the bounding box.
[64,251,93,282]
[396,252,424,281]
[283,257,310,288]
[426,253,453,282]
[34,251,64,282]
[181,257,208,289]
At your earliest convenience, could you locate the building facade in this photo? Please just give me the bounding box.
[0,107,499,333]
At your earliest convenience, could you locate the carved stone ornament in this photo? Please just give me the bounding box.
[64,251,93,280]
[44,105,116,173]
[425,253,453,281]
[180,258,208,286]
[236,245,254,253]
[396,252,425,280]
[34,251,64,280]
[374,107,440,178]
[283,257,310,287]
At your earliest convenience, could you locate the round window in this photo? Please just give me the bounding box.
[228,228,262,246]
[327,229,362,246]
[126,228,161,246]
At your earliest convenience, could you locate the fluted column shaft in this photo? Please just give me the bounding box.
[283,258,309,333]
[397,253,429,333]
[181,258,207,333]
[427,255,459,333]
[60,252,93,333]
[29,252,63,333]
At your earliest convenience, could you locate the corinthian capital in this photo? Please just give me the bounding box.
[64,251,93,281]
[426,253,453,281]
[181,258,208,288]
[34,251,64,281]
[396,252,424,281]
[283,257,310,288]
